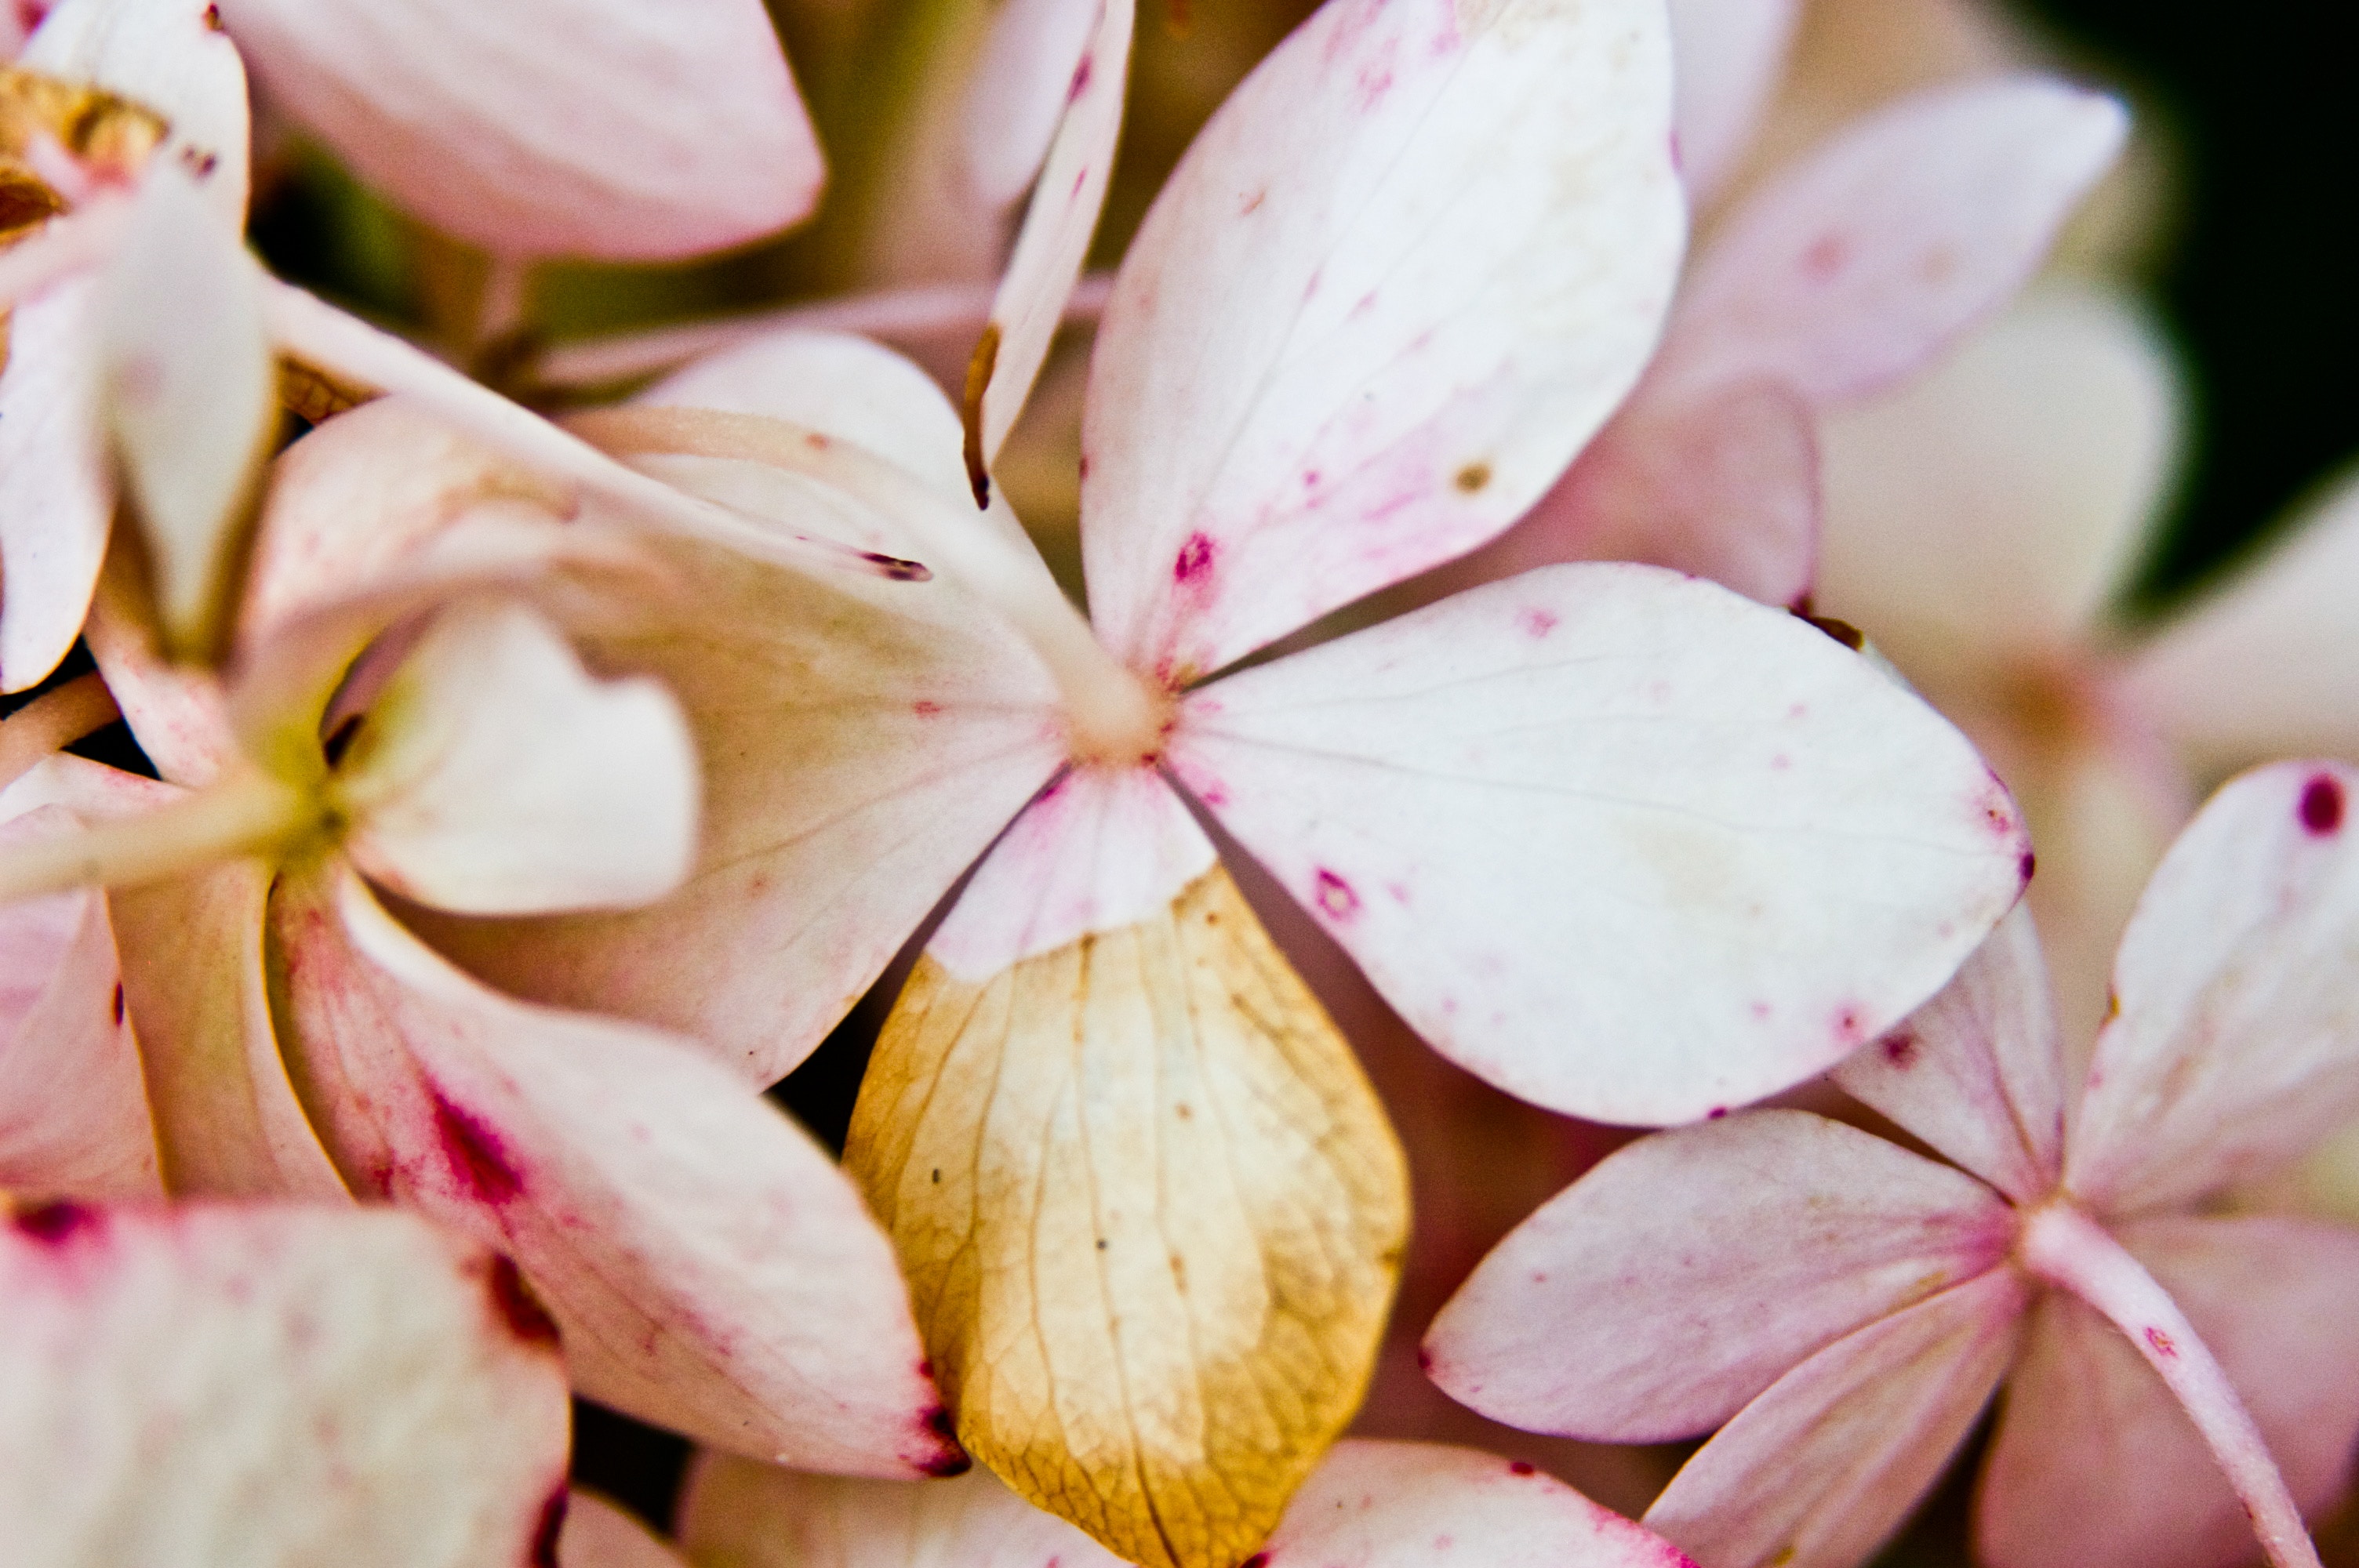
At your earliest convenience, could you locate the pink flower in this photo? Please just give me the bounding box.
[401,0,2028,1557]
[0,423,961,1478]
[0,1196,572,1568]
[1427,760,2359,1568]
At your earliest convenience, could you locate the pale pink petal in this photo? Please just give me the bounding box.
[1081,0,1685,682]
[975,0,1132,466]
[1655,77,2127,408]
[1981,1213,2359,1568]
[1263,1439,1694,1568]
[681,1457,1128,1568]
[240,395,579,646]
[1435,376,1819,610]
[2,752,345,1197]
[1667,0,1801,201]
[2123,461,2359,776]
[1171,565,2033,1123]
[273,865,962,1475]
[92,162,275,662]
[960,0,1103,210]
[25,0,252,223]
[82,562,238,786]
[216,0,820,260]
[336,597,698,916]
[1643,1269,2029,1568]
[2066,760,2359,1213]
[1423,1109,2014,1442]
[0,280,109,695]
[1813,283,2183,656]
[0,804,160,1200]
[560,1492,689,1568]
[928,763,1212,979]
[1830,904,2066,1201]
[0,1201,571,1568]
[417,334,1064,1084]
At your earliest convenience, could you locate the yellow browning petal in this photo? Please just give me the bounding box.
[848,865,1410,1568]
[0,66,166,175]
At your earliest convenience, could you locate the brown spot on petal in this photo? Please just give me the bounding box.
[1454,462,1492,494]
[961,324,1002,509]
[1798,611,1865,652]
[202,2,221,27]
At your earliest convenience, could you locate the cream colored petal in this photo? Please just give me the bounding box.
[93,161,276,663]
[1813,283,2183,656]
[847,857,1410,1568]
[417,332,1063,1084]
[2123,459,2359,777]
[680,1456,1130,1568]
[336,597,698,916]
[0,1201,571,1568]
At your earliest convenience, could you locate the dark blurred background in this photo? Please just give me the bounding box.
[2019,0,2358,608]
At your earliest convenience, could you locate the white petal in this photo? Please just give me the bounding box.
[1830,904,2067,1201]
[974,0,1132,466]
[1170,564,2033,1123]
[275,866,964,1477]
[1424,1109,2014,1442]
[2066,760,2359,1213]
[0,1200,572,1568]
[93,161,275,662]
[216,0,820,259]
[27,0,252,223]
[336,597,699,916]
[1080,0,1685,681]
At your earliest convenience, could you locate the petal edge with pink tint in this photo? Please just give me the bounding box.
[0,281,111,695]
[1645,1269,2030,1568]
[1425,1109,2014,1442]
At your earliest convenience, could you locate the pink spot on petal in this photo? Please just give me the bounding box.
[431,1091,522,1207]
[1067,53,1094,101]
[2019,850,2037,884]
[2146,1327,2177,1358]
[1882,1031,1917,1068]
[1520,608,1560,639]
[1509,1461,1536,1476]
[1801,232,1852,281]
[1834,1007,1866,1046]
[2302,774,2344,836]
[1707,1106,1728,1120]
[913,700,943,718]
[1314,869,1361,920]
[1173,532,1216,585]
[11,1200,99,1247]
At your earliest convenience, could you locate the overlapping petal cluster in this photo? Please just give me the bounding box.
[2,1,2356,1567]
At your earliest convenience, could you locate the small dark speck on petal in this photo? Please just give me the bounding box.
[111,983,125,1025]
[2302,774,2344,836]
[487,1255,561,1348]
[1241,1555,1270,1568]
[2019,850,2037,884]
[1707,1106,1728,1120]
[12,1200,99,1246]
[2146,1327,2177,1358]
[1454,462,1492,494]
[1509,1461,1536,1476]
[1882,1032,1917,1068]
